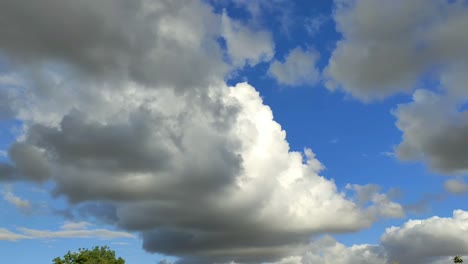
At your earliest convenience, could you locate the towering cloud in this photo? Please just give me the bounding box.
[0,0,402,263]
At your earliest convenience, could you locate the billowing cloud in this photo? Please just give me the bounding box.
[8,79,400,262]
[274,236,386,264]
[325,0,468,175]
[394,89,468,174]
[272,210,468,264]
[0,0,227,90]
[0,0,404,263]
[382,210,468,264]
[326,0,468,101]
[268,47,320,86]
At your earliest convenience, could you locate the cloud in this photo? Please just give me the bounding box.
[326,0,468,174]
[394,89,468,174]
[268,47,320,86]
[60,221,93,230]
[2,185,32,213]
[272,210,468,264]
[444,179,468,194]
[0,0,400,263]
[273,236,386,264]
[0,0,228,90]
[17,227,134,240]
[221,11,275,67]
[325,0,468,101]
[0,228,30,241]
[3,80,402,263]
[382,210,468,264]
[346,184,405,219]
[0,222,134,241]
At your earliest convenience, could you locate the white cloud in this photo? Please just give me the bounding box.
[60,221,93,230]
[274,236,386,264]
[268,47,320,86]
[17,227,134,240]
[0,228,31,241]
[273,210,468,264]
[0,222,134,241]
[0,0,401,263]
[2,185,32,213]
[0,150,6,157]
[382,210,468,264]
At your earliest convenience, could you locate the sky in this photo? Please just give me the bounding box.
[1,0,468,263]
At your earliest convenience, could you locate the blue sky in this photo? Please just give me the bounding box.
[1,0,468,263]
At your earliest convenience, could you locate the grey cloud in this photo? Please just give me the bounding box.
[0,0,227,90]
[0,1,403,262]
[8,81,385,263]
[9,142,50,182]
[402,193,447,214]
[0,163,17,181]
[268,47,320,86]
[325,0,468,175]
[394,89,468,174]
[326,0,468,100]
[444,179,468,194]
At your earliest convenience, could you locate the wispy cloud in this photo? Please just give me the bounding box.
[0,222,135,241]
[2,185,32,213]
[0,228,31,241]
[0,74,23,86]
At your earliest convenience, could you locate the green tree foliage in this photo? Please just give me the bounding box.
[454,256,464,263]
[53,246,125,264]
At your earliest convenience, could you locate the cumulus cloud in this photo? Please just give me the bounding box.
[325,0,468,174]
[382,210,468,264]
[13,81,399,263]
[272,210,468,264]
[326,0,468,100]
[0,0,403,263]
[268,47,320,86]
[0,0,228,90]
[273,236,386,264]
[394,89,468,174]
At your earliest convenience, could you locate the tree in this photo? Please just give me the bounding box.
[454,256,464,263]
[53,246,125,264]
